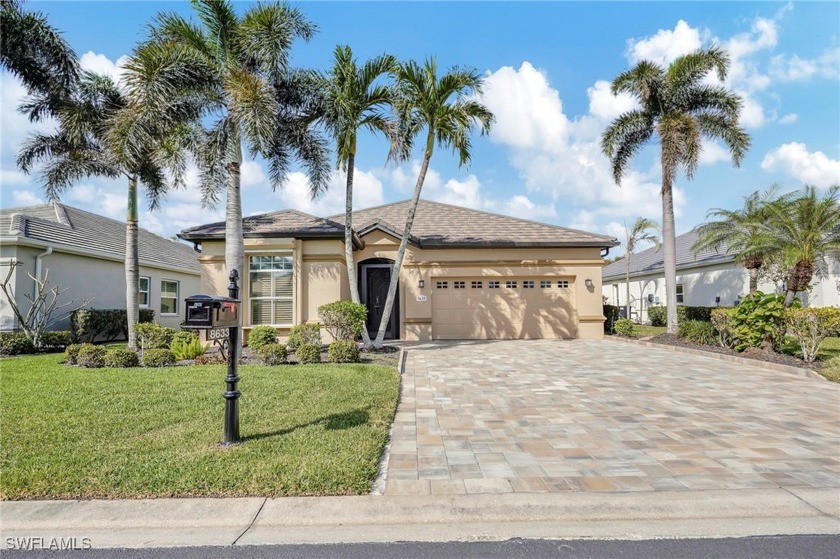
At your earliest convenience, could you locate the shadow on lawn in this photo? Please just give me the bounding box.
[243,409,370,442]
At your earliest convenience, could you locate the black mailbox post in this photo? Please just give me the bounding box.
[183,270,242,445]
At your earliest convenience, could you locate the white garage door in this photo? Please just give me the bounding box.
[431,277,577,340]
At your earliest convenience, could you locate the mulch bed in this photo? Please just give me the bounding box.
[645,333,822,370]
[211,343,401,368]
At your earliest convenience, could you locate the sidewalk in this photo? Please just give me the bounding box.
[2,487,838,549]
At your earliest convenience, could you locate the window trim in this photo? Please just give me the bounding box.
[159,279,179,316]
[676,283,685,304]
[138,276,150,308]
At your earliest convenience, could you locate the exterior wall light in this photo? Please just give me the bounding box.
[418,279,425,289]
[584,278,594,288]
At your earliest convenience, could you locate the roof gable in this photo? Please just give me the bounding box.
[1,203,200,273]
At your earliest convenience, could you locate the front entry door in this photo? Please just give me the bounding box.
[361,263,398,339]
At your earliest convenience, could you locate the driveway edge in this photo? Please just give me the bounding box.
[369,346,407,495]
[604,336,826,381]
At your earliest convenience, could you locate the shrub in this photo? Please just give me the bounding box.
[142,349,176,367]
[327,340,360,363]
[647,306,669,327]
[677,320,716,346]
[70,308,155,343]
[105,348,140,368]
[318,301,367,341]
[288,323,321,350]
[785,307,840,363]
[76,343,107,368]
[710,308,736,349]
[40,330,72,350]
[135,323,176,351]
[729,291,793,352]
[171,330,199,347]
[647,305,713,327]
[603,305,621,334]
[0,332,35,355]
[170,337,206,360]
[821,356,840,383]
[684,306,714,322]
[258,343,288,365]
[64,343,83,365]
[614,318,635,337]
[247,325,278,351]
[295,343,321,364]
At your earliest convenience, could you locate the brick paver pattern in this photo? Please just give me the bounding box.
[384,339,840,496]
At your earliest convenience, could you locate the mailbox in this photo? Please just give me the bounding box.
[183,294,240,328]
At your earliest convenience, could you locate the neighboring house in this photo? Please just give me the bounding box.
[180,199,619,342]
[602,229,840,323]
[0,203,201,332]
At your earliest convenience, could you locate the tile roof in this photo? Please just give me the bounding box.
[602,229,735,281]
[0,203,200,273]
[179,209,362,246]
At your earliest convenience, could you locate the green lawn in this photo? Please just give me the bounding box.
[0,353,399,500]
[631,325,666,338]
[781,335,840,362]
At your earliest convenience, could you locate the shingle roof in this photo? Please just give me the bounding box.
[0,203,200,273]
[602,229,735,281]
[179,209,363,247]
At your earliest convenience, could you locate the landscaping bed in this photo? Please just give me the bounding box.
[1,353,399,500]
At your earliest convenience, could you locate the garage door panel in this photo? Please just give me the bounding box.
[432,277,576,340]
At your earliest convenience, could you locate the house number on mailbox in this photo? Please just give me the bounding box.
[208,327,230,340]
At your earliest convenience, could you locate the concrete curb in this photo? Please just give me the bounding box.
[604,335,826,381]
[369,346,406,495]
[2,488,837,549]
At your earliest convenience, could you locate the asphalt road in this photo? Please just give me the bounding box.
[3,535,838,559]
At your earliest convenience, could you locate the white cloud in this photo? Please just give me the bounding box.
[769,47,840,82]
[0,72,55,156]
[241,161,266,188]
[626,20,704,66]
[1,168,29,187]
[79,51,130,87]
[778,113,798,125]
[761,142,840,188]
[11,190,43,206]
[482,62,570,149]
[503,194,557,220]
[277,168,385,217]
[587,80,637,122]
[699,140,731,166]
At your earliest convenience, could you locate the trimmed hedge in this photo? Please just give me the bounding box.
[0,332,35,355]
[76,344,107,368]
[614,318,635,337]
[247,326,278,351]
[258,343,288,365]
[295,343,321,364]
[647,305,715,326]
[288,323,321,350]
[64,343,83,365]
[603,305,621,334]
[40,331,72,350]
[327,340,361,363]
[318,301,367,341]
[71,308,155,343]
[135,323,176,351]
[105,348,140,368]
[142,349,176,367]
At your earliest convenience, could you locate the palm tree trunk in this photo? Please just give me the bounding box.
[344,152,372,347]
[373,140,433,348]
[625,252,631,321]
[125,176,139,351]
[661,170,678,334]
[225,137,244,355]
[748,266,759,294]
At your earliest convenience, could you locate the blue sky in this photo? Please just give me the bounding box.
[1,1,838,251]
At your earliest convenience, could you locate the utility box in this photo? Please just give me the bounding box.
[183,294,240,328]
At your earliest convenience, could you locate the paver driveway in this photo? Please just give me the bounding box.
[383,339,840,496]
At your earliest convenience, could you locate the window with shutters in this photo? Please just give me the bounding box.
[249,255,293,326]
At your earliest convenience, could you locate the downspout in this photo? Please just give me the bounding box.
[34,246,53,325]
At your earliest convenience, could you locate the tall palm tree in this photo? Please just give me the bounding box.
[601,46,750,333]
[370,58,494,348]
[622,217,659,321]
[322,45,398,348]
[17,71,192,350]
[1,0,78,117]
[135,0,330,292]
[760,185,840,307]
[692,186,783,294]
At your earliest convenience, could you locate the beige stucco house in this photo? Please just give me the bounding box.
[180,200,619,342]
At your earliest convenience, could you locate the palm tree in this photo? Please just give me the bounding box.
[760,185,840,307]
[692,186,783,294]
[135,0,330,291]
[370,58,494,348]
[322,45,397,348]
[1,0,79,117]
[601,46,750,333]
[622,217,659,321]
[17,71,191,350]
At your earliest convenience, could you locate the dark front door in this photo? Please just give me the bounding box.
[361,263,398,339]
